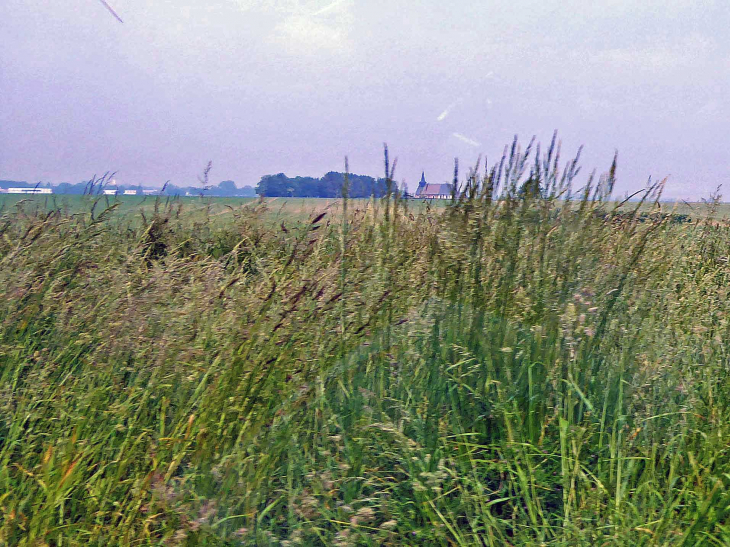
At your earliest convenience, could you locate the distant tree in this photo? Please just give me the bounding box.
[161,183,182,196]
[239,185,256,197]
[255,172,387,198]
[320,172,345,197]
[217,180,237,196]
[54,182,89,194]
[292,176,319,197]
[256,174,291,197]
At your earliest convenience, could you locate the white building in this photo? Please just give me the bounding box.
[123,190,138,196]
[8,188,53,194]
[103,189,118,195]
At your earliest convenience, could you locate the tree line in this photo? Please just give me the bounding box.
[255,172,388,198]
[2,172,389,198]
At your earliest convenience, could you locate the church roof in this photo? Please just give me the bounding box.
[415,183,453,198]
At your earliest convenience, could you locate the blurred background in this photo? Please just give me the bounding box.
[1,0,727,199]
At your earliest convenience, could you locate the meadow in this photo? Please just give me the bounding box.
[1,145,730,545]
[0,195,439,225]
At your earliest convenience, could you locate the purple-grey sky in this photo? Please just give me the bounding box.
[1,0,728,199]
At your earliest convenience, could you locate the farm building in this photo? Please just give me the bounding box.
[414,173,452,199]
[8,188,52,194]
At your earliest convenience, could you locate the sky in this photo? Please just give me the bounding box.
[1,0,728,199]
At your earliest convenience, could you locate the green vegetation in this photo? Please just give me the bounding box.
[0,173,256,198]
[1,141,729,545]
[0,194,260,222]
[255,171,389,198]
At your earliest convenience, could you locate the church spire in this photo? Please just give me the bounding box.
[415,171,427,196]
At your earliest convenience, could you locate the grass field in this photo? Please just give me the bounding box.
[1,192,726,223]
[1,155,730,545]
[0,195,404,228]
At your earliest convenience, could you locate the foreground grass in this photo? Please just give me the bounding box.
[1,146,729,545]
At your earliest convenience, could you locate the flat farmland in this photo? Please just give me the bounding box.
[1,187,729,544]
[1,193,725,222]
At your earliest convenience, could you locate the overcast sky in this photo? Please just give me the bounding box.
[1,0,728,198]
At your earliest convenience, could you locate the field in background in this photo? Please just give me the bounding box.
[0,195,397,226]
[2,149,730,544]
[2,193,727,224]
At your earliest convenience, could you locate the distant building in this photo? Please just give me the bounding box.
[142,189,157,195]
[103,189,118,195]
[8,188,52,194]
[123,190,138,195]
[414,173,452,199]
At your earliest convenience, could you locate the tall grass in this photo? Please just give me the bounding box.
[1,138,729,545]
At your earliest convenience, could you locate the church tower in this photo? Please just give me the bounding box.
[416,172,427,196]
